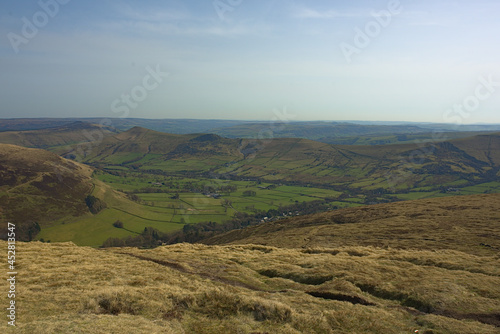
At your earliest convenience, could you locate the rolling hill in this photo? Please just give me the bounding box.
[0,121,117,150]
[0,118,249,133]
[68,126,245,171]
[2,126,499,247]
[0,144,95,239]
[78,127,500,193]
[83,126,241,158]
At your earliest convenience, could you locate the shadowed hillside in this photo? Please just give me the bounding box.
[0,144,96,239]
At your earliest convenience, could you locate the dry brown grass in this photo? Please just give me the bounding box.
[204,193,500,257]
[2,240,498,333]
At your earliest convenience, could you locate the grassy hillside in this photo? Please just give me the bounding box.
[0,144,95,238]
[227,133,500,186]
[203,193,500,256]
[0,122,117,150]
[2,238,498,333]
[5,128,499,247]
[80,127,243,168]
[35,179,193,247]
[0,144,188,246]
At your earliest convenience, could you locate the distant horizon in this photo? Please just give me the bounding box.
[1,116,500,126]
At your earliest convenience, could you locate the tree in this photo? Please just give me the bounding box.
[113,220,124,228]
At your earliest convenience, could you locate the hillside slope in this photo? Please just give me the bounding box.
[2,240,498,333]
[203,193,500,256]
[0,121,117,149]
[0,143,189,246]
[79,127,243,166]
[230,133,500,185]
[0,144,96,239]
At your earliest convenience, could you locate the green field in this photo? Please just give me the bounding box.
[36,170,348,246]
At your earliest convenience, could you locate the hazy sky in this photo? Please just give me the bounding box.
[1,0,499,123]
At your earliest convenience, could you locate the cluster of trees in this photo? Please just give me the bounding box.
[102,227,162,248]
[85,195,106,214]
[128,183,238,195]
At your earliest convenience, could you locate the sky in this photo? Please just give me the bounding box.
[1,0,499,123]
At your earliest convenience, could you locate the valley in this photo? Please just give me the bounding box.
[0,119,499,333]
[1,121,500,247]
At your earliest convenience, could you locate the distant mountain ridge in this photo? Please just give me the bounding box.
[2,117,500,137]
